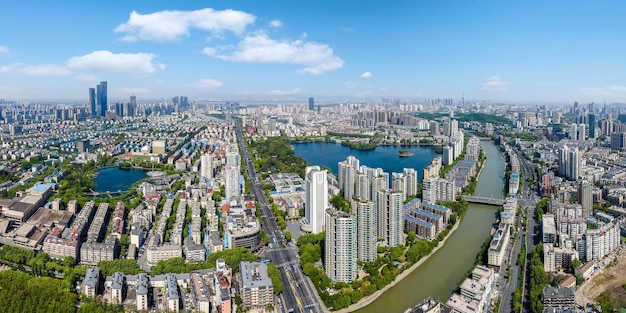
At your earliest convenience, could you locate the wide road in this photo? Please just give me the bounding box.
[516,150,539,313]
[235,122,324,313]
[498,148,539,313]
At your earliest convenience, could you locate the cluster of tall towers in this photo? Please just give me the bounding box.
[304,156,418,283]
[88,81,107,118]
[558,146,582,181]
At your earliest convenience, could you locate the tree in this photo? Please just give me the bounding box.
[0,270,77,313]
[329,194,350,213]
[267,264,284,295]
[79,298,124,313]
[570,258,582,273]
[406,231,416,245]
[98,259,143,276]
[62,256,76,267]
[285,231,292,242]
[261,229,269,245]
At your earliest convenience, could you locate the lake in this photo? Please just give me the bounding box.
[92,167,148,193]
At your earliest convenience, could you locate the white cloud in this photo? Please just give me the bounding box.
[578,87,605,95]
[481,75,510,91]
[73,74,99,82]
[0,63,70,76]
[356,85,392,97]
[115,8,256,42]
[608,85,626,92]
[0,84,20,93]
[342,27,355,33]
[0,46,8,53]
[113,87,150,96]
[67,50,165,75]
[342,81,359,89]
[578,85,626,96]
[269,19,283,28]
[203,33,344,75]
[1,50,164,77]
[361,71,372,79]
[266,88,302,96]
[356,89,375,97]
[188,78,224,90]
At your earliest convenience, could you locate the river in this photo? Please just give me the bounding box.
[293,140,505,313]
[92,167,148,193]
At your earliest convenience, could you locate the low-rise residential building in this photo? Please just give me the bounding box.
[542,286,575,307]
[108,272,125,305]
[80,237,118,265]
[166,274,180,312]
[408,297,452,313]
[239,261,274,309]
[487,223,511,268]
[191,272,211,313]
[136,273,149,311]
[447,293,480,313]
[146,244,183,267]
[404,214,436,241]
[575,261,595,280]
[81,268,99,297]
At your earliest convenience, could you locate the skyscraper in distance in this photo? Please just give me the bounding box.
[403,168,418,197]
[88,88,96,117]
[97,81,107,117]
[338,156,360,201]
[588,114,596,139]
[309,97,314,111]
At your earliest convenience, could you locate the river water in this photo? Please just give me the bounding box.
[293,140,505,313]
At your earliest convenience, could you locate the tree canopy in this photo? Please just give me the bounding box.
[0,270,77,313]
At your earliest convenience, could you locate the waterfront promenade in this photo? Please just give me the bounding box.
[335,218,463,313]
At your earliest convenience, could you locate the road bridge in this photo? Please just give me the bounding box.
[462,195,505,206]
[85,189,128,198]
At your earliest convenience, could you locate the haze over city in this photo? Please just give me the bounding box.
[2,1,626,103]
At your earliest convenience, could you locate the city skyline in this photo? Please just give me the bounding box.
[1,1,626,103]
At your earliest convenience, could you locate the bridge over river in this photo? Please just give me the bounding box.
[85,189,128,198]
[461,195,505,206]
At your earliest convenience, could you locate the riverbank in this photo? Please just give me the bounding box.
[338,144,486,312]
[335,217,463,313]
[337,139,491,313]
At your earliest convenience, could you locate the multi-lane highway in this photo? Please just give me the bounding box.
[516,150,539,313]
[498,148,539,313]
[235,121,324,313]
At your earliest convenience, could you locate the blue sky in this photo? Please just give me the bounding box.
[1,1,625,103]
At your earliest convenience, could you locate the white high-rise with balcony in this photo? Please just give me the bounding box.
[377,189,404,247]
[354,199,377,262]
[200,153,213,180]
[325,209,357,283]
[305,166,328,234]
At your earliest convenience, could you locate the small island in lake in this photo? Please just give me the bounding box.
[399,150,414,157]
